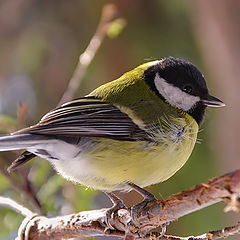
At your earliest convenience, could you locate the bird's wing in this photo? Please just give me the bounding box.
[16,97,148,141]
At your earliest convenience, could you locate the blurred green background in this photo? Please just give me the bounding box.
[0,0,239,239]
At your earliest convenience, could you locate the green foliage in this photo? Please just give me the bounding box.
[0,174,10,191]
[0,209,24,238]
[0,115,17,134]
[72,186,97,211]
[107,18,127,39]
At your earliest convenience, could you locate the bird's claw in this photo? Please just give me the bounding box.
[104,192,128,230]
[130,198,156,227]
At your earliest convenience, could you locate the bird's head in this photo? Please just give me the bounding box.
[144,57,225,124]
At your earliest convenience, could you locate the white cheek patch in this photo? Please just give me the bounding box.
[154,73,200,111]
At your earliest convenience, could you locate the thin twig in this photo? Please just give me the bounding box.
[148,222,240,239]
[0,163,43,214]
[17,102,28,128]
[19,170,44,215]
[0,168,23,193]
[58,4,119,105]
[0,196,34,217]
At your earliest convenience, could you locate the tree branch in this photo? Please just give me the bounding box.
[0,168,43,214]
[132,169,240,231]
[58,4,120,105]
[0,196,34,217]
[4,169,239,240]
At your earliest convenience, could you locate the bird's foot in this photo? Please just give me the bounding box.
[104,192,128,231]
[128,183,157,227]
[128,183,168,236]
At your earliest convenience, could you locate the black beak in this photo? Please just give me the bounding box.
[202,94,225,107]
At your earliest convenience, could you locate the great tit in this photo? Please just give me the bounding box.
[0,57,224,205]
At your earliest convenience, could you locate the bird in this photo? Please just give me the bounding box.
[0,57,225,221]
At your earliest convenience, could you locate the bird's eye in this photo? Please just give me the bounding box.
[183,85,193,94]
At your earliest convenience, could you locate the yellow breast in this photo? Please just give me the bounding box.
[59,113,198,192]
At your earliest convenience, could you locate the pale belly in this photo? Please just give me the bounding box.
[49,131,197,191]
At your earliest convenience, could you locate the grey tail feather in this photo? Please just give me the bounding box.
[7,151,36,172]
[0,133,51,151]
